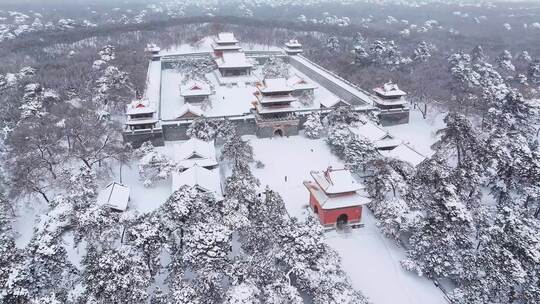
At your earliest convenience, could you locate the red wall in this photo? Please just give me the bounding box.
[309,193,362,226]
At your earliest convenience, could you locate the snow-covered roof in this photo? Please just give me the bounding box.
[310,167,362,194]
[256,94,298,105]
[373,82,407,97]
[320,98,349,108]
[126,99,156,115]
[97,182,130,211]
[216,32,238,44]
[259,78,294,94]
[180,81,212,97]
[171,166,223,199]
[216,52,253,69]
[285,39,302,48]
[145,44,161,53]
[304,181,369,209]
[255,103,297,114]
[174,138,217,169]
[287,75,318,91]
[125,118,159,126]
[350,121,399,149]
[176,104,205,119]
[381,143,426,167]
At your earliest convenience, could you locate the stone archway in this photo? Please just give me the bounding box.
[273,128,284,137]
[337,214,348,227]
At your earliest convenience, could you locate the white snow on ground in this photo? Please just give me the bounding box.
[146,60,162,115]
[290,55,377,106]
[386,108,446,157]
[159,65,340,120]
[248,135,448,304]
[12,201,47,248]
[108,144,175,213]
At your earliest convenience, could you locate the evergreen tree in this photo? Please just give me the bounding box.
[186,117,218,141]
[81,245,151,304]
[471,45,487,62]
[404,157,475,278]
[262,56,289,79]
[412,41,432,62]
[303,112,323,139]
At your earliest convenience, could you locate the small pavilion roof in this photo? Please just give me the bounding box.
[216,52,253,69]
[285,39,302,48]
[216,32,239,44]
[304,181,369,209]
[174,138,217,168]
[97,182,130,211]
[381,143,426,167]
[126,99,156,115]
[373,82,407,97]
[172,166,223,200]
[310,167,362,194]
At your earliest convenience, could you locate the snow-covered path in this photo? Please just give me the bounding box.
[248,135,448,304]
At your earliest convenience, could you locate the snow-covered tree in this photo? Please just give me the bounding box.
[471,45,487,62]
[303,112,323,139]
[0,193,21,300]
[352,45,370,66]
[517,51,532,63]
[528,59,540,84]
[326,105,362,126]
[126,213,169,276]
[343,135,378,173]
[452,207,540,303]
[223,282,260,304]
[186,117,218,141]
[326,123,355,156]
[496,50,515,72]
[369,39,405,69]
[262,56,289,79]
[326,36,340,53]
[138,146,175,187]
[433,113,480,167]
[182,220,231,271]
[412,41,432,63]
[220,134,254,167]
[81,245,151,304]
[404,157,475,278]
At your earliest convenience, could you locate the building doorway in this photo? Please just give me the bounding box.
[313,205,318,214]
[337,214,348,227]
[273,129,283,137]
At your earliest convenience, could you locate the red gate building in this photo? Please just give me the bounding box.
[304,167,368,227]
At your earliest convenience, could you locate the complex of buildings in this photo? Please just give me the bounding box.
[125,32,410,146]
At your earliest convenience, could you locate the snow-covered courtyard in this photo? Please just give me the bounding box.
[248,134,448,304]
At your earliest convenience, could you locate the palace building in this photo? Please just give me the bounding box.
[304,167,369,227]
[212,32,242,56]
[180,81,212,104]
[254,78,300,137]
[216,51,253,77]
[125,99,159,131]
[284,39,303,55]
[372,82,408,110]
